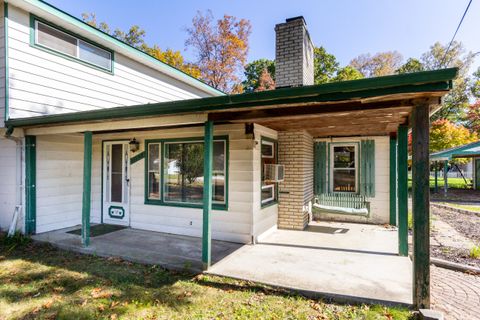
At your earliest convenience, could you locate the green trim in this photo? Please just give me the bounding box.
[130,151,145,165]
[5,68,458,128]
[430,140,480,161]
[260,136,279,208]
[25,135,36,235]
[4,2,8,123]
[202,120,213,269]
[30,14,114,74]
[314,141,327,194]
[21,0,222,95]
[82,131,92,246]
[397,125,408,256]
[108,205,125,219]
[389,136,397,226]
[144,135,229,211]
[359,140,375,197]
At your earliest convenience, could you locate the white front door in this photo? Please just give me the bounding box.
[103,141,130,226]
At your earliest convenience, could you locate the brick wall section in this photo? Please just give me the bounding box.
[277,131,314,230]
[275,17,314,88]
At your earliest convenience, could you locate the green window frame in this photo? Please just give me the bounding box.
[144,136,229,210]
[260,136,279,208]
[30,14,114,73]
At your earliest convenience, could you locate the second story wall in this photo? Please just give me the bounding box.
[6,3,215,121]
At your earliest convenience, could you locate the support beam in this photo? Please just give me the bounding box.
[390,136,397,226]
[434,162,438,193]
[25,135,36,235]
[443,160,448,195]
[82,131,92,247]
[202,120,213,270]
[397,125,408,256]
[412,102,431,309]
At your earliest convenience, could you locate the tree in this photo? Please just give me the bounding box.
[81,12,200,78]
[466,100,480,133]
[313,46,339,84]
[255,68,275,92]
[333,66,364,82]
[185,11,252,93]
[349,51,403,77]
[242,59,275,92]
[430,119,478,154]
[396,58,425,74]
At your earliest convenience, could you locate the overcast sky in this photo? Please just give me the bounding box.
[48,0,480,72]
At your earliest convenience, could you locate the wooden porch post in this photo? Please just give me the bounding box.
[443,160,448,195]
[202,120,213,270]
[397,125,408,256]
[389,136,397,226]
[412,101,430,309]
[82,131,92,247]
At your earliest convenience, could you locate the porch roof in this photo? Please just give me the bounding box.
[430,140,480,161]
[6,68,458,137]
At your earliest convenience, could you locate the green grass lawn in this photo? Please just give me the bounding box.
[408,177,471,190]
[440,203,480,213]
[0,235,412,320]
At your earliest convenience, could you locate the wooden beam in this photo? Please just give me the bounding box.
[397,125,408,257]
[202,121,213,270]
[412,102,431,309]
[390,136,397,226]
[25,135,36,235]
[82,131,92,247]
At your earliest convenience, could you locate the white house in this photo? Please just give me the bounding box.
[0,0,458,308]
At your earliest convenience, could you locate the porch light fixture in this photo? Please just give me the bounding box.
[129,138,140,152]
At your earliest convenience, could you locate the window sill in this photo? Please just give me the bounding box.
[144,199,228,211]
[261,201,278,209]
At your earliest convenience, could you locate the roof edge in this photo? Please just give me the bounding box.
[10,0,224,96]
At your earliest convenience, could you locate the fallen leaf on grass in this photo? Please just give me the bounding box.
[110,314,118,320]
[91,287,113,299]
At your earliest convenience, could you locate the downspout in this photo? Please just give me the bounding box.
[4,126,24,234]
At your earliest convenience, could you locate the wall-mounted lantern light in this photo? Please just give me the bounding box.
[129,138,140,152]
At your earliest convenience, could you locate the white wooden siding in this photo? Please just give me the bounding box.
[0,136,17,230]
[36,134,83,233]
[0,2,5,127]
[252,124,278,239]
[315,136,390,224]
[6,5,213,120]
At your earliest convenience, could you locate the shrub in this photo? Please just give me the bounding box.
[469,245,480,259]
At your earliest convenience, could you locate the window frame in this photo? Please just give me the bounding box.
[30,15,114,73]
[260,136,279,207]
[329,142,359,194]
[144,136,229,211]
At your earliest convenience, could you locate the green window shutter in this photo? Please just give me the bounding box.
[360,140,375,197]
[314,142,327,194]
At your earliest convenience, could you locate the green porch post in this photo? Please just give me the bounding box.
[397,125,408,257]
[389,136,397,226]
[202,120,213,270]
[443,160,448,195]
[82,131,92,247]
[412,102,430,309]
[25,136,36,235]
[434,162,438,193]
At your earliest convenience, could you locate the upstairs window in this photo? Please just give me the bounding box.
[34,19,113,72]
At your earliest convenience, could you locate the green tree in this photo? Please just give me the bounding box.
[430,119,478,153]
[349,51,403,77]
[333,66,364,82]
[396,58,425,74]
[313,46,339,84]
[242,59,275,92]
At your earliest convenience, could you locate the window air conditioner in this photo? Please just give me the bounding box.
[264,164,285,182]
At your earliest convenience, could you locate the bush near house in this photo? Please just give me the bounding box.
[0,235,411,319]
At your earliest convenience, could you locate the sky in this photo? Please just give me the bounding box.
[47,0,480,72]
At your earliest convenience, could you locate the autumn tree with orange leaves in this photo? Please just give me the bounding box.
[186,11,252,93]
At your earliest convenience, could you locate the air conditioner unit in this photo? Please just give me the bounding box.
[264,164,285,182]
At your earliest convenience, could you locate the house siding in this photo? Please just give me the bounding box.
[314,136,390,224]
[0,2,5,127]
[0,136,17,231]
[6,4,213,120]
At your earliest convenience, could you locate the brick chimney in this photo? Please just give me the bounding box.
[275,16,314,88]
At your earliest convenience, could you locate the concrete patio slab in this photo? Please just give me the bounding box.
[207,221,413,306]
[32,226,242,272]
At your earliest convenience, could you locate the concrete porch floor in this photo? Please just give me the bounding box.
[207,221,413,306]
[32,221,412,306]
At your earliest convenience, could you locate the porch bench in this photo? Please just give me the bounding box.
[313,193,370,217]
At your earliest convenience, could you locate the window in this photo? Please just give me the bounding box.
[261,138,278,206]
[146,137,227,208]
[34,19,113,71]
[331,144,357,192]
